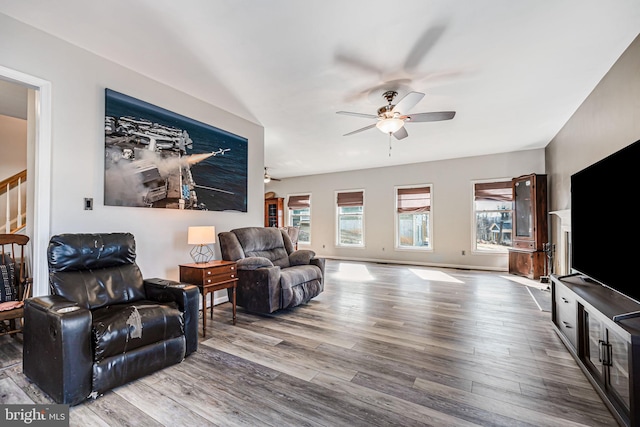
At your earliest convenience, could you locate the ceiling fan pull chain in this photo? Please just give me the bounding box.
[388,133,392,157]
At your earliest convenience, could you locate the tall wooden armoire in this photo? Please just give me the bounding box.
[508,174,548,279]
[264,197,284,228]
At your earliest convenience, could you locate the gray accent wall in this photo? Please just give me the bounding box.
[545,34,640,272]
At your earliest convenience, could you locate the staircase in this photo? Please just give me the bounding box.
[0,169,27,233]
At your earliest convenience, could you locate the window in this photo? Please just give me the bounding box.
[473,180,513,253]
[288,194,311,244]
[336,190,364,247]
[395,185,432,250]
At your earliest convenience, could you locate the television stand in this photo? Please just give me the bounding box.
[557,272,581,280]
[551,274,640,427]
[613,310,640,322]
[558,272,600,285]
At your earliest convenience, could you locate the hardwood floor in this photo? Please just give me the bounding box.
[0,260,617,426]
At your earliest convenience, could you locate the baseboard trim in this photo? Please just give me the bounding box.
[319,255,507,272]
[213,294,230,306]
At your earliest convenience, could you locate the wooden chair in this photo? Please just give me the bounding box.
[0,234,31,338]
[280,225,300,250]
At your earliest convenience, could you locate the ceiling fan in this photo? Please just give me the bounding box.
[335,23,462,104]
[337,90,455,140]
[264,167,281,183]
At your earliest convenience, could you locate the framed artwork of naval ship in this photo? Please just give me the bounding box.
[104,89,248,212]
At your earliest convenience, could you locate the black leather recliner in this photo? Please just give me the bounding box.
[23,233,199,405]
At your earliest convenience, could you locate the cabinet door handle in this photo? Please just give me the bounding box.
[561,297,569,303]
[598,339,607,364]
[562,321,572,329]
[598,339,604,362]
[604,342,613,367]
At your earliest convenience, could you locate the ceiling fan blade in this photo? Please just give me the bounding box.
[405,111,456,122]
[344,78,413,103]
[264,167,282,182]
[336,111,378,119]
[334,51,384,76]
[393,127,408,140]
[392,91,425,114]
[344,123,377,136]
[403,24,447,72]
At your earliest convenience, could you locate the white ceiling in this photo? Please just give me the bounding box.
[1,1,639,179]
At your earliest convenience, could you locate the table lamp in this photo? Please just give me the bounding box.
[187,226,215,263]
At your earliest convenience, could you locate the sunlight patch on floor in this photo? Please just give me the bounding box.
[501,275,547,290]
[409,268,464,284]
[332,263,374,281]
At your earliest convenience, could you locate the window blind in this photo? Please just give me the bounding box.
[288,195,310,210]
[397,187,430,213]
[474,181,512,202]
[336,191,364,207]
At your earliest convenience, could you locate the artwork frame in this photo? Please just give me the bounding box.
[104,89,248,212]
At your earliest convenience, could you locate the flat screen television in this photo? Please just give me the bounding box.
[571,138,640,305]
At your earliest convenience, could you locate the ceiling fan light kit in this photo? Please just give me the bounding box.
[337,89,456,142]
[264,167,280,183]
[376,117,404,134]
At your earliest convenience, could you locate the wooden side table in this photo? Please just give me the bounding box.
[179,260,237,337]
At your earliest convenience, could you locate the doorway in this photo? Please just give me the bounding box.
[0,79,28,234]
[0,65,51,296]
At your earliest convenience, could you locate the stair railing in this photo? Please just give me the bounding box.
[0,169,27,233]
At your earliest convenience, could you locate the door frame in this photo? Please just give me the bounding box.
[0,65,52,296]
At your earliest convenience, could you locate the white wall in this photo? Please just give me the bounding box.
[0,14,264,292]
[267,149,545,271]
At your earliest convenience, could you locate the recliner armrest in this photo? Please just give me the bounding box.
[236,266,282,313]
[237,257,274,270]
[310,257,325,269]
[25,294,82,313]
[310,257,326,280]
[144,278,199,356]
[23,295,92,405]
[289,250,316,266]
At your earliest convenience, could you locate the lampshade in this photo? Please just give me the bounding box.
[188,226,216,245]
[376,118,404,134]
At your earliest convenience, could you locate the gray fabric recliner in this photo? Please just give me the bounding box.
[218,227,325,314]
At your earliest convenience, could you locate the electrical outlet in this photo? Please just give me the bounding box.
[461,250,466,255]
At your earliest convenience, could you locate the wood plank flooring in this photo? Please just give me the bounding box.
[0,260,618,426]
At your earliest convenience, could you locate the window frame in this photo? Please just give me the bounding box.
[287,193,311,245]
[335,189,365,248]
[471,178,513,255]
[394,184,433,252]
